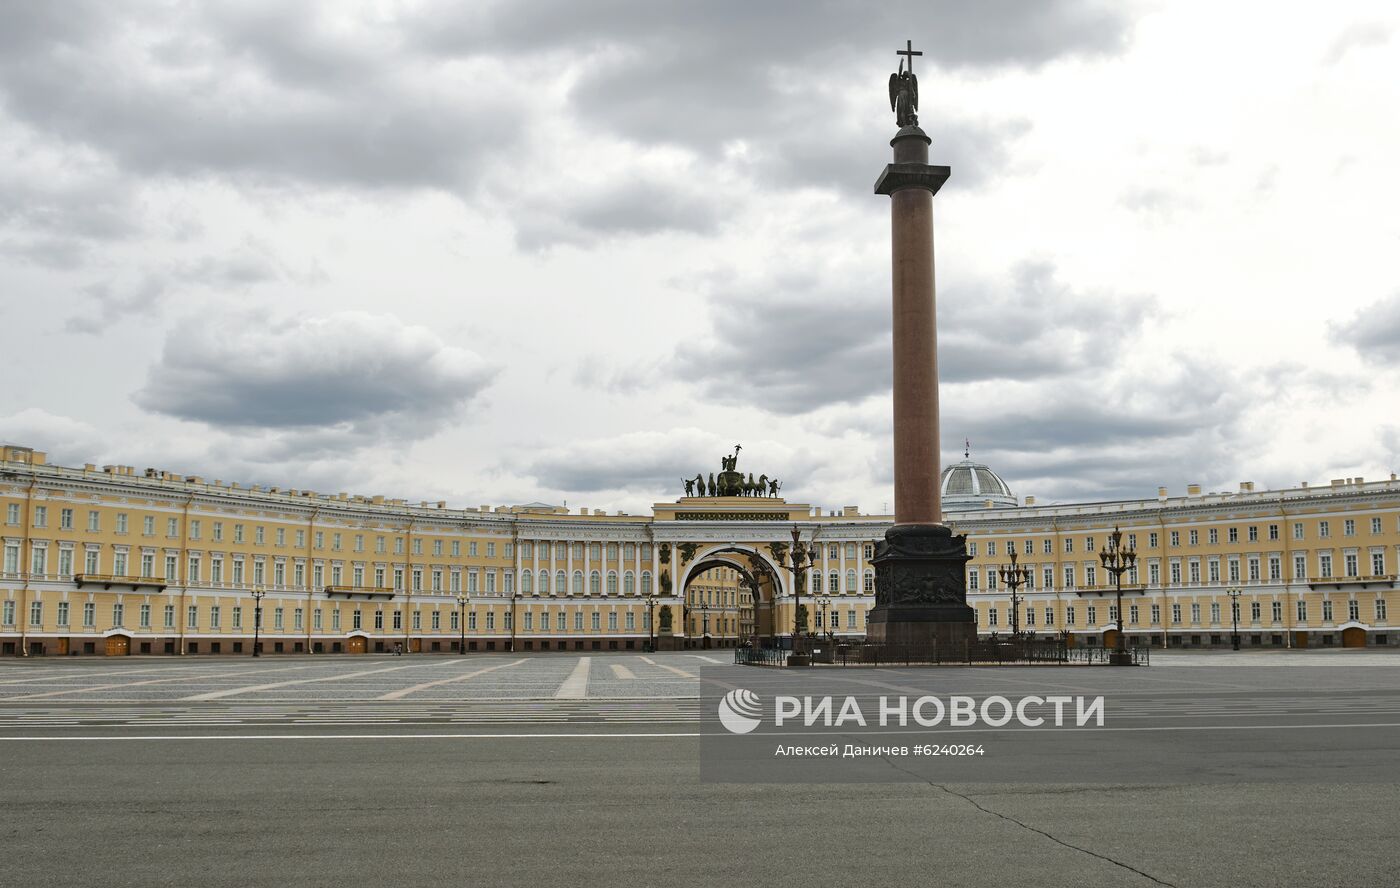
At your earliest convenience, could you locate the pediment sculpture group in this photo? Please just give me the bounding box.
[683,444,781,498]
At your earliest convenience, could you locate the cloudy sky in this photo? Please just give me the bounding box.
[2,0,1398,514]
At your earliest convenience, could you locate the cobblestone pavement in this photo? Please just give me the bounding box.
[4,650,1400,887]
[0,651,721,704]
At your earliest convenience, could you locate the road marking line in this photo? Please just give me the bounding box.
[377,659,526,700]
[639,656,657,665]
[554,657,591,698]
[0,664,319,701]
[179,662,441,701]
[0,666,231,686]
[690,655,723,664]
[7,721,1400,742]
[0,732,703,741]
[657,663,696,679]
[610,664,636,680]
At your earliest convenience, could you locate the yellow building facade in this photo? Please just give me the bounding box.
[3,444,1398,655]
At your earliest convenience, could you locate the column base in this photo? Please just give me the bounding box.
[867,523,975,649]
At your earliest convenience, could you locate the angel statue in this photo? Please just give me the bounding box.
[889,60,918,127]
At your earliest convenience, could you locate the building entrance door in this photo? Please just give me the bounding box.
[1342,627,1366,648]
[105,635,130,656]
[348,636,366,654]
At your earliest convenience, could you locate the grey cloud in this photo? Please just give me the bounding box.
[0,3,523,194]
[418,0,1129,148]
[63,239,305,333]
[509,169,728,250]
[0,153,140,268]
[940,357,1254,502]
[1329,291,1400,364]
[1323,21,1394,65]
[0,2,1132,251]
[670,261,1156,414]
[519,430,831,500]
[521,430,724,494]
[134,310,500,434]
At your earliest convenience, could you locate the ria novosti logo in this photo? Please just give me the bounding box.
[717,688,763,734]
[716,689,1106,734]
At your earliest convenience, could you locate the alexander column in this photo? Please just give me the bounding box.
[867,41,976,651]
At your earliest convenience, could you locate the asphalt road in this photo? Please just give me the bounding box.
[2,650,1398,887]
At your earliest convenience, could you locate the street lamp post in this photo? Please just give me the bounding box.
[509,589,519,653]
[251,585,266,657]
[456,594,467,655]
[1098,526,1138,666]
[1227,587,1242,651]
[998,548,1031,640]
[780,525,817,663]
[646,592,657,652]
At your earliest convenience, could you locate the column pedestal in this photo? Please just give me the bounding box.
[867,524,975,649]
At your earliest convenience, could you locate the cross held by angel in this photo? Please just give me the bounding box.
[889,39,920,128]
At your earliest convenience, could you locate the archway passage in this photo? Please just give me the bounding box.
[1342,626,1367,648]
[677,552,780,649]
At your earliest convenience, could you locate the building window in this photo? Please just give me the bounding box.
[1344,520,1355,537]
[1348,599,1359,621]
[1322,600,1334,622]
[1376,598,1388,621]
[1272,601,1282,622]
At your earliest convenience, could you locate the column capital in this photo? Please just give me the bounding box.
[874,163,950,196]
